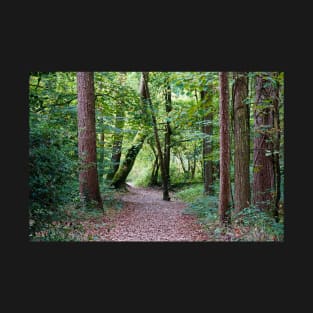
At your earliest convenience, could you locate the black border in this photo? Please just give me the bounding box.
[3,8,307,305]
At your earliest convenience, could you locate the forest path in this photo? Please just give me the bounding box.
[95,185,209,241]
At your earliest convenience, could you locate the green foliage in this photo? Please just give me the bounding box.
[31,222,78,242]
[175,184,283,241]
[130,169,152,187]
[127,144,155,187]
[175,183,203,202]
[100,182,122,211]
[176,184,218,224]
[30,189,123,241]
[184,196,219,222]
[231,207,284,241]
[29,71,284,242]
[29,118,78,235]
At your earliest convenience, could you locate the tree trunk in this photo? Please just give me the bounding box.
[107,73,126,181]
[164,82,172,195]
[150,155,160,186]
[178,152,188,176]
[110,130,147,188]
[218,72,231,225]
[272,75,281,221]
[106,105,125,180]
[201,90,214,195]
[253,73,275,212]
[142,72,170,201]
[233,72,250,213]
[110,72,150,188]
[77,72,103,209]
[149,143,159,186]
[191,151,196,180]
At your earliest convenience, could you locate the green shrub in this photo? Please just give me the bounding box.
[31,221,85,242]
[29,120,78,235]
[175,183,284,241]
[231,207,284,241]
[175,183,219,223]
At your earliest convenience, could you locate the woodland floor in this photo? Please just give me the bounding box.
[78,185,209,242]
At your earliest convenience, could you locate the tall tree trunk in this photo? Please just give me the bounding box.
[110,130,147,188]
[164,82,172,194]
[218,72,231,225]
[272,73,281,221]
[142,72,170,201]
[253,73,275,212]
[233,72,250,213]
[201,90,214,195]
[77,72,103,209]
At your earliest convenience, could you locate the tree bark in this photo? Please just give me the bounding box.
[178,152,188,176]
[233,72,250,213]
[272,75,281,221]
[218,72,231,225]
[110,130,147,188]
[77,72,103,209]
[201,90,214,195]
[149,142,160,186]
[110,72,150,188]
[164,82,172,195]
[253,73,275,212]
[142,72,170,201]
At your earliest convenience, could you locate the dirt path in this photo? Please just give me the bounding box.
[94,185,209,242]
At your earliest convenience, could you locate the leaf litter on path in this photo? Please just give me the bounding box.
[77,186,210,242]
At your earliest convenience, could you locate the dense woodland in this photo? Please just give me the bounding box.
[29,71,284,241]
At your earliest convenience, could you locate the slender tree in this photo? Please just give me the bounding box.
[98,116,105,183]
[233,72,250,213]
[77,72,103,209]
[272,73,281,221]
[106,75,126,180]
[201,89,214,195]
[177,150,188,177]
[149,141,160,186]
[110,72,149,188]
[110,130,147,188]
[142,72,170,200]
[218,72,231,225]
[253,73,275,212]
[163,80,172,194]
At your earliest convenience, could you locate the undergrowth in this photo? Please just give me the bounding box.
[175,184,284,242]
[30,186,122,242]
